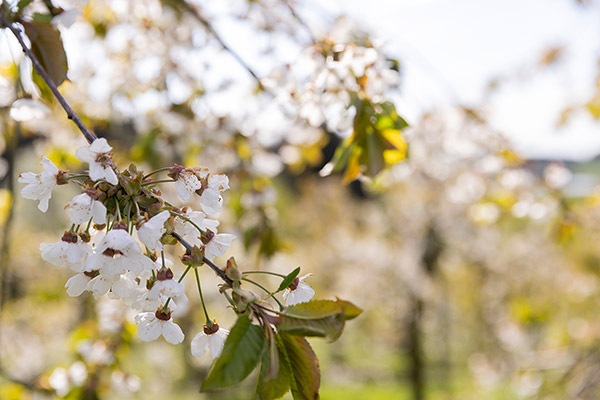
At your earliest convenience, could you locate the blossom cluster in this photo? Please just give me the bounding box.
[19,137,315,359]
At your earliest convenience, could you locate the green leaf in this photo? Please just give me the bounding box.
[278,267,301,292]
[22,20,68,86]
[281,334,320,400]
[16,0,34,12]
[336,298,363,320]
[202,314,266,391]
[283,300,345,319]
[280,300,346,342]
[255,335,291,400]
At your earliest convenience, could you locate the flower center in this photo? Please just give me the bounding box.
[103,248,124,258]
[84,270,100,278]
[288,277,300,291]
[155,309,171,321]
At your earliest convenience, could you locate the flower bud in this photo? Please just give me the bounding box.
[225,257,241,282]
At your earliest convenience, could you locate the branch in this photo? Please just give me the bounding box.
[176,0,273,95]
[0,12,97,144]
[171,231,233,286]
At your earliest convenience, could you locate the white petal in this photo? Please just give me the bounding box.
[285,283,315,306]
[65,273,89,297]
[191,332,209,357]
[138,318,162,342]
[89,138,112,153]
[175,180,191,202]
[200,189,222,215]
[40,156,59,174]
[75,146,94,163]
[208,174,229,192]
[162,320,185,344]
[209,330,229,359]
[91,200,107,224]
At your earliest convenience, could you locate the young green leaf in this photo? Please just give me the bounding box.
[336,298,363,320]
[279,300,347,341]
[278,267,301,292]
[22,21,68,86]
[255,335,291,400]
[281,334,320,400]
[202,314,266,391]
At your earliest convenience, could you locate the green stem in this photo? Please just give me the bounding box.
[242,278,285,309]
[195,267,211,324]
[115,201,122,221]
[242,270,287,278]
[141,179,176,186]
[169,211,206,235]
[143,166,173,180]
[161,250,166,268]
[241,277,270,294]
[178,265,192,283]
[66,174,90,180]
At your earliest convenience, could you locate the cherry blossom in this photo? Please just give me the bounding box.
[86,228,154,275]
[283,274,315,306]
[40,232,89,271]
[18,156,59,212]
[75,138,118,185]
[191,322,230,359]
[137,210,170,251]
[66,192,107,225]
[202,230,235,261]
[135,309,184,344]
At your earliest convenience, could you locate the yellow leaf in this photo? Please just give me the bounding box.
[383,149,406,165]
[380,128,406,152]
[342,148,362,184]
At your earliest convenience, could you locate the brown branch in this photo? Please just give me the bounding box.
[0,12,97,144]
[171,231,233,286]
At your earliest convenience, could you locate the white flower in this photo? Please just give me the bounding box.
[148,279,186,300]
[172,166,229,215]
[66,192,107,225]
[199,173,229,215]
[283,274,315,306]
[109,274,145,306]
[203,231,235,261]
[65,271,95,297]
[174,208,219,247]
[135,310,184,344]
[191,324,230,359]
[40,233,89,271]
[86,229,154,275]
[137,210,170,251]
[87,271,122,299]
[75,138,118,185]
[174,167,203,203]
[18,156,59,212]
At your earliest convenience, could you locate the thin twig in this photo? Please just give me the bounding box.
[282,0,318,44]
[171,231,233,286]
[0,12,97,144]
[176,0,273,95]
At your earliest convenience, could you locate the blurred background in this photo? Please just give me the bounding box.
[2,0,600,399]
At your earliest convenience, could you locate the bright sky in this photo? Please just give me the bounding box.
[312,0,600,161]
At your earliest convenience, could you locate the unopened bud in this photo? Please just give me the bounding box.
[225,257,241,282]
